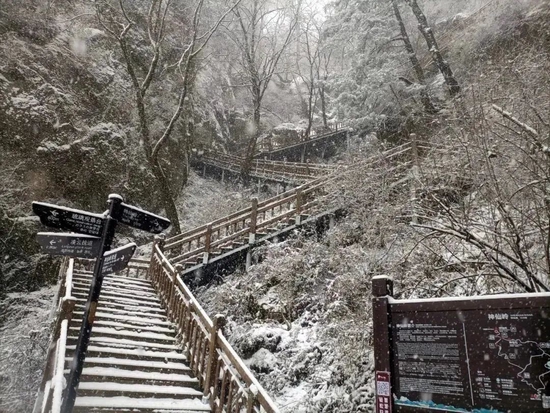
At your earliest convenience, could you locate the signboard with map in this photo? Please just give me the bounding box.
[372,276,550,413]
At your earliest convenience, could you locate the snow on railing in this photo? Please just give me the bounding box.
[148,244,280,413]
[34,258,76,413]
[164,142,413,268]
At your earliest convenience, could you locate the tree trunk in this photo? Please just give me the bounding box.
[391,0,437,113]
[319,85,328,129]
[150,161,182,234]
[406,0,461,97]
[240,101,261,182]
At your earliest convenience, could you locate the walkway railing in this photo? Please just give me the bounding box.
[149,244,279,413]
[196,150,337,183]
[163,176,327,265]
[34,258,76,413]
[166,142,413,266]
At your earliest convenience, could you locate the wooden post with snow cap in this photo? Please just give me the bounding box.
[372,275,394,413]
[247,198,258,271]
[295,187,303,225]
[246,385,259,413]
[203,223,212,264]
[204,314,226,401]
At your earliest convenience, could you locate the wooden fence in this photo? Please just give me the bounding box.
[163,177,327,266]
[33,258,76,413]
[196,150,337,183]
[149,244,279,413]
[166,141,414,267]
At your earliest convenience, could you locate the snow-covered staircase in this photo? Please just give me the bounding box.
[66,269,210,412]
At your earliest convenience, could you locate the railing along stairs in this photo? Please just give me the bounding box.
[165,142,414,280]
[35,140,415,413]
[36,249,280,412]
[194,150,338,185]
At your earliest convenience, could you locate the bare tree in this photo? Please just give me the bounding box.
[294,8,323,139]
[95,0,239,233]
[405,0,460,97]
[390,0,437,113]
[226,0,301,179]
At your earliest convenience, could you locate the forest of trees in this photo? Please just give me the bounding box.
[1,0,549,411]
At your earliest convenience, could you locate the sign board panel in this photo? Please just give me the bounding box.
[32,202,105,236]
[390,306,550,412]
[101,243,136,275]
[118,203,170,234]
[36,232,101,258]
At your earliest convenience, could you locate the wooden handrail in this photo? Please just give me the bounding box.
[50,320,69,413]
[163,143,413,269]
[148,245,279,413]
[34,258,77,413]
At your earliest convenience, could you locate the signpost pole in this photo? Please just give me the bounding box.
[372,275,394,413]
[61,194,123,413]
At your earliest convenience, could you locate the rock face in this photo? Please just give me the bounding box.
[0,3,185,294]
[0,212,59,297]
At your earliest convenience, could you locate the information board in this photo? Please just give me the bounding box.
[391,308,550,412]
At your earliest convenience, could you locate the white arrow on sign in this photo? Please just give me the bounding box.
[101,242,137,276]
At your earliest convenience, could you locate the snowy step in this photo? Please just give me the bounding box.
[67,357,192,374]
[73,396,211,412]
[72,310,171,327]
[66,334,181,351]
[66,345,187,362]
[74,300,166,315]
[71,283,159,301]
[72,272,153,288]
[68,326,176,344]
[72,277,156,293]
[72,318,174,334]
[72,290,162,309]
[73,291,163,308]
[65,367,199,388]
[76,381,203,399]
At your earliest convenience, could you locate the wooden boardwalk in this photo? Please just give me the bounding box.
[35,136,414,413]
[191,150,338,186]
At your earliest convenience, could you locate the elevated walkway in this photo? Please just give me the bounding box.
[35,139,414,413]
[35,255,279,412]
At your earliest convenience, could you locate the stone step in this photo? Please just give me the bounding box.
[67,357,192,374]
[70,318,174,334]
[71,284,159,302]
[68,326,176,345]
[76,382,204,400]
[72,273,153,289]
[66,334,180,352]
[72,277,156,294]
[73,291,163,309]
[66,345,186,362]
[74,300,166,316]
[65,367,199,388]
[72,310,170,327]
[73,396,211,412]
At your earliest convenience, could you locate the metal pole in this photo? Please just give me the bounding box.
[61,194,123,412]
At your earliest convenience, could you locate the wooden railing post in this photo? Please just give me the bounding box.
[203,314,226,401]
[247,198,258,271]
[148,234,165,281]
[246,385,259,413]
[295,188,303,225]
[249,198,258,244]
[203,223,212,264]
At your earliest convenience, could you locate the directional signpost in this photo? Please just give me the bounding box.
[36,232,101,258]
[101,243,137,276]
[33,194,170,413]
